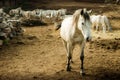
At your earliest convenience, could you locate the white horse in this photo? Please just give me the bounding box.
[9,7,22,16]
[90,15,112,33]
[57,9,92,75]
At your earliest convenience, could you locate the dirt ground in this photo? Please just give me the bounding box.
[0,1,120,80]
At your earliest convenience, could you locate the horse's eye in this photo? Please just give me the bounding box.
[82,22,84,25]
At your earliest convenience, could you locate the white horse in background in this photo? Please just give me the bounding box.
[57,9,92,75]
[90,15,112,33]
[9,7,22,16]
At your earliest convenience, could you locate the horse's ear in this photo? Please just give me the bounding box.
[87,9,92,14]
[80,9,84,15]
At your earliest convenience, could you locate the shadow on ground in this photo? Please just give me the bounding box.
[0,67,120,80]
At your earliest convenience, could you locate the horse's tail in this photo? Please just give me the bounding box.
[104,16,112,31]
[55,22,61,30]
[55,23,61,30]
[72,9,81,28]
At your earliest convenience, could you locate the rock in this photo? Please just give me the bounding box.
[4,28,11,34]
[16,41,25,45]
[107,46,111,50]
[27,35,38,40]
[33,76,38,79]
[97,37,101,39]
[115,38,120,40]
[101,43,106,46]
[0,32,7,37]
[46,34,53,39]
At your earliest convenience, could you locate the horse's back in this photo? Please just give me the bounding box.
[60,17,75,41]
[91,15,101,23]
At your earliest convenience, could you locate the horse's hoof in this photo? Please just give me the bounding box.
[66,66,71,71]
[80,71,86,76]
[81,72,86,76]
[66,68,71,71]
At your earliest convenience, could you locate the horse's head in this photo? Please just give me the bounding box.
[77,9,92,42]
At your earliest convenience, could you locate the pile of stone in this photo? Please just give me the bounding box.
[0,9,24,46]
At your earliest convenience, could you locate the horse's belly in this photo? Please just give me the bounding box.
[73,36,83,44]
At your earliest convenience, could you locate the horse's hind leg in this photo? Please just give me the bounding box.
[102,24,106,33]
[105,17,112,31]
[107,23,112,32]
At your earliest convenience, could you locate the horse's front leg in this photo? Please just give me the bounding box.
[66,42,73,71]
[80,41,85,75]
[96,25,99,31]
[102,23,106,33]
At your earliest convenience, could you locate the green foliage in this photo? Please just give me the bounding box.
[3,38,9,45]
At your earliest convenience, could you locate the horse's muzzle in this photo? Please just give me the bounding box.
[86,37,91,42]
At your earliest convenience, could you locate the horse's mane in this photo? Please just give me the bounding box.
[72,9,90,27]
[72,9,81,27]
[83,11,90,21]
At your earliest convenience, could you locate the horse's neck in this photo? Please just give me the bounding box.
[72,15,80,29]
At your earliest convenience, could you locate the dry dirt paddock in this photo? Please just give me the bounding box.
[0,1,120,80]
